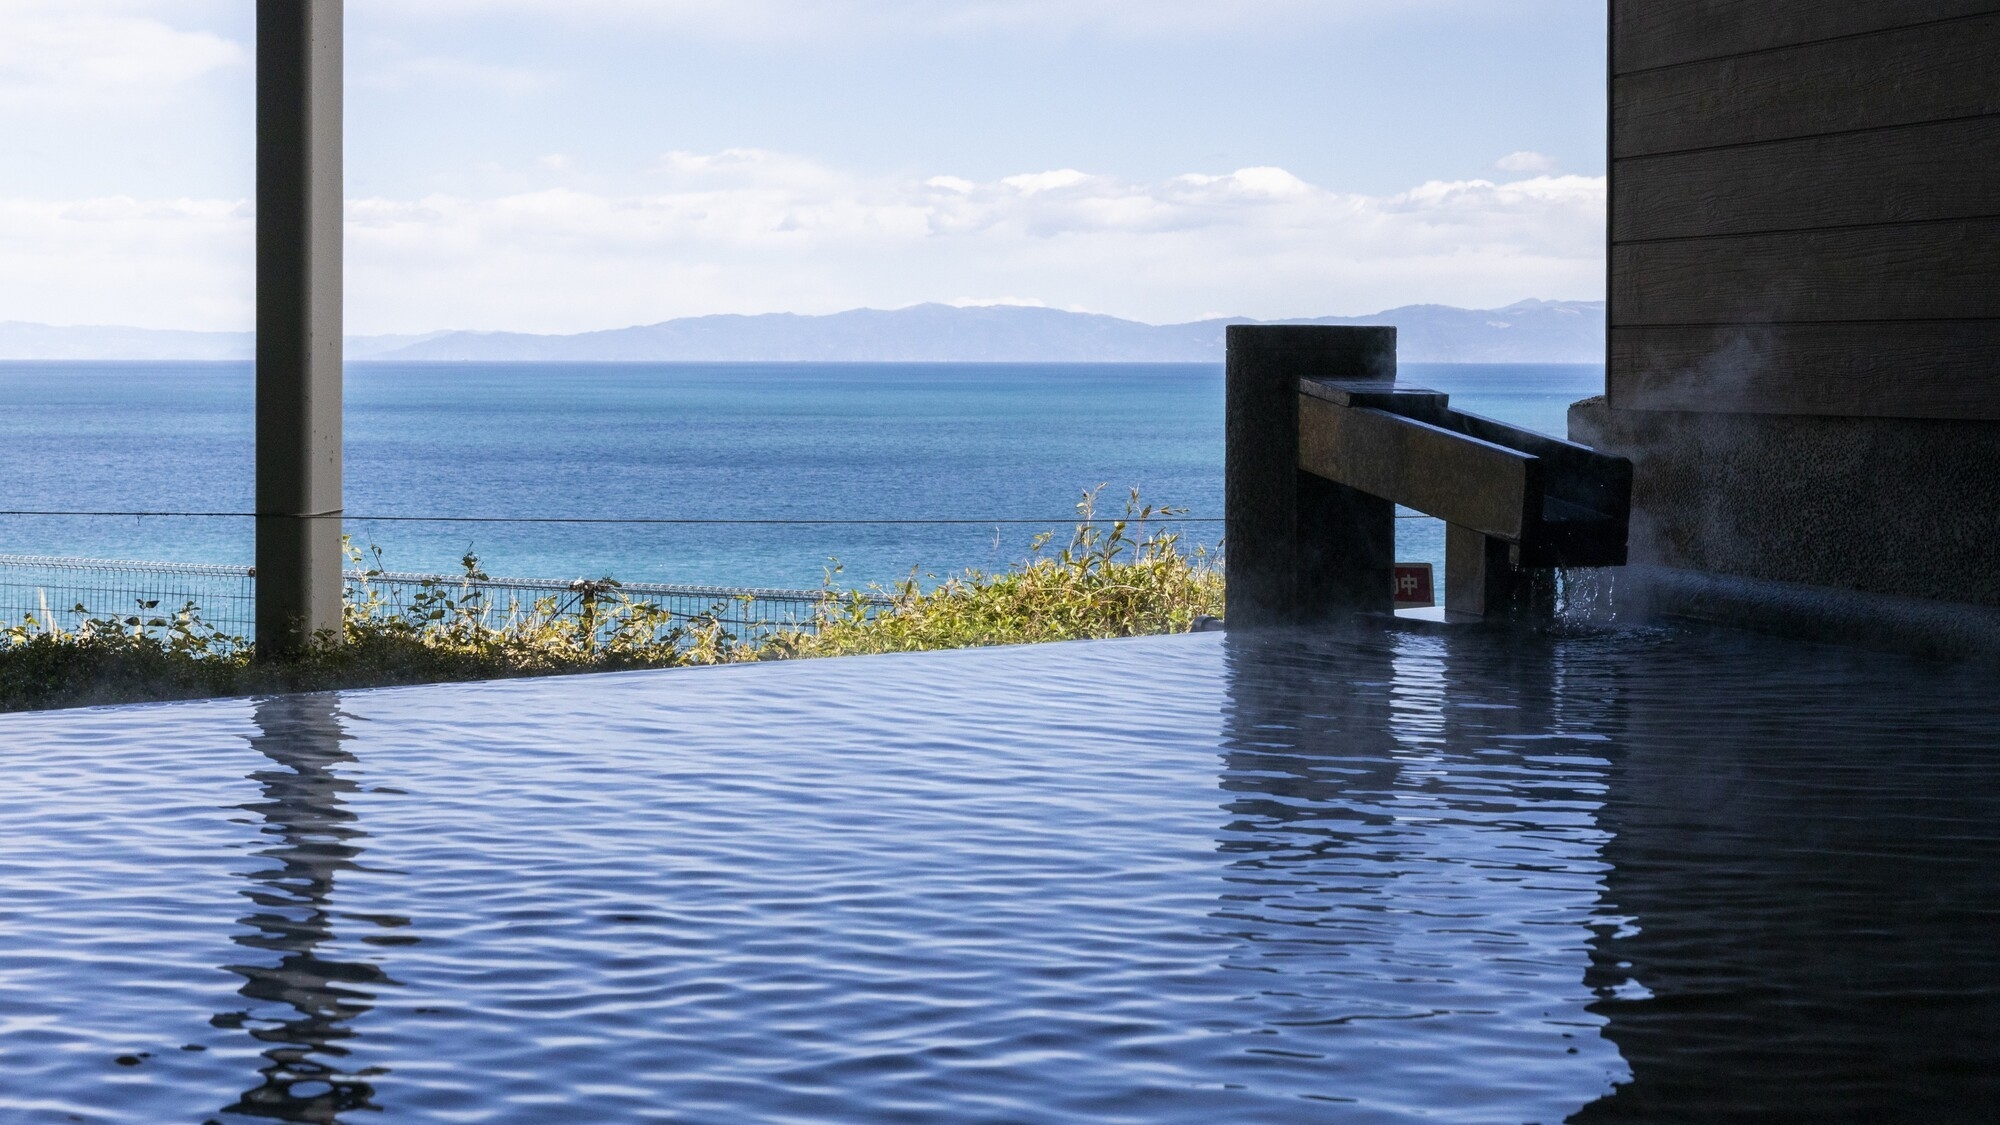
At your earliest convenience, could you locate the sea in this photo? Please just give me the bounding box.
[0,362,1601,591]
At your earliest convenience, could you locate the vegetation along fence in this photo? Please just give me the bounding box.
[0,554,889,645]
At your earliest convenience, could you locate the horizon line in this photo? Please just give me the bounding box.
[1,298,1608,340]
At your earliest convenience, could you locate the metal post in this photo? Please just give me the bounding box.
[256,0,344,657]
[1225,325,1397,627]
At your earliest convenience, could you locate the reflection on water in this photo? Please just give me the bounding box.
[1565,632,2000,1121]
[215,696,397,1122]
[1216,628,1629,1116]
[1217,624,2000,1118]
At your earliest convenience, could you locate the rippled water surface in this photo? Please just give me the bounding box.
[1,627,1997,1122]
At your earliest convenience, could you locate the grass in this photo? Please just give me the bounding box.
[0,490,1224,713]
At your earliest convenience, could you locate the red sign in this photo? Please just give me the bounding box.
[1393,563,1435,608]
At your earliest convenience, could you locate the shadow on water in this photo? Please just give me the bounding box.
[210,695,400,1124]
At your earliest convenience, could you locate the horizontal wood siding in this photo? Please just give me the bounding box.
[1611,0,2000,420]
[1613,219,2000,325]
[1613,0,2000,74]
[1613,117,2000,241]
[1614,16,2000,158]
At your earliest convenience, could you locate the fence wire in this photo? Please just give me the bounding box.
[0,554,891,644]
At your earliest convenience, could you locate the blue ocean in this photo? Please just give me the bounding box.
[0,362,1600,590]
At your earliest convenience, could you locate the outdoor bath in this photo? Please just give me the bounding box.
[5,0,1998,1118]
[3,623,1994,1121]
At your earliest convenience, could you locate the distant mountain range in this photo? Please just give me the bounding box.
[0,300,1604,364]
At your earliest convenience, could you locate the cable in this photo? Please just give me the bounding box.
[351,515,1229,526]
[0,510,252,520]
[0,510,1430,524]
[0,510,1221,525]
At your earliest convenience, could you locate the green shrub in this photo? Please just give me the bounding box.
[773,489,1222,657]
[0,490,1222,713]
[0,604,245,711]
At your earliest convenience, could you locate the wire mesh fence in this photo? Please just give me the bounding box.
[0,554,258,637]
[0,554,893,645]
[350,570,893,640]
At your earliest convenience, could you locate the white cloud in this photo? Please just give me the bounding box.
[1495,150,1561,174]
[0,153,1604,333]
[355,53,557,96]
[363,0,1449,41]
[0,1,244,108]
[0,195,252,330]
[1000,169,1099,194]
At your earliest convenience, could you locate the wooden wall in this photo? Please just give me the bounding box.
[1610,1,2000,419]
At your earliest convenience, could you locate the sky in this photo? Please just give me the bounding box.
[0,0,1607,335]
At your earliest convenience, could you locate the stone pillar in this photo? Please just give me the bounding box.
[256,0,344,657]
[1225,326,1397,627]
[1446,523,1554,621]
